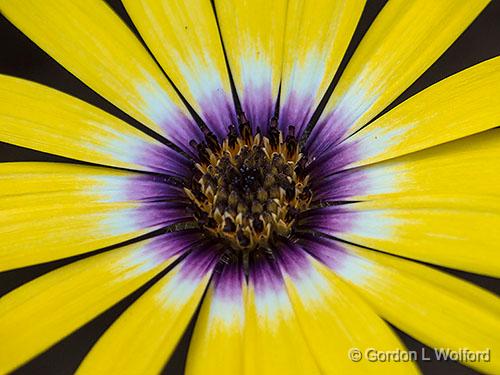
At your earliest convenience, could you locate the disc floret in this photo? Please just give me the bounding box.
[185,115,312,250]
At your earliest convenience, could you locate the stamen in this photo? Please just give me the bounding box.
[203,129,221,153]
[238,112,252,142]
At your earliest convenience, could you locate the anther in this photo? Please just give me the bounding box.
[285,126,298,157]
[227,125,238,149]
[295,155,308,178]
[196,142,210,163]
[223,217,236,233]
[268,117,280,149]
[285,207,299,223]
[252,217,264,233]
[299,187,312,203]
[237,230,251,247]
[207,217,218,229]
[238,112,252,142]
[285,185,296,201]
[204,130,221,153]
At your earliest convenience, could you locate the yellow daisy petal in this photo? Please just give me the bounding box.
[243,254,320,375]
[215,0,287,131]
[314,129,500,202]
[0,231,199,374]
[301,197,500,276]
[277,243,418,374]
[328,57,500,171]
[0,162,184,201]
[123,0,236,139]
[0,75,190,175]
[0,0,203,150]
[186,258,246,375]
[280,0,365,134]
[77,245,220,375]
[306,238,500,374]
[308,0,490,154]
[0,164,190,271]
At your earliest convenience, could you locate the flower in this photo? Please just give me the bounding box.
[0,0,498,374]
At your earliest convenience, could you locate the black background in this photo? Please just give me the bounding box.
[1,1,499,374]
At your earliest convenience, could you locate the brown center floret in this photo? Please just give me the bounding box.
[185,115,312,250]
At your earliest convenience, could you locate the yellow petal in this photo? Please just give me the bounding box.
[186,258,246,375]
[77,245,220,375]
[215,0,287,131]
[0,231,199,374]
[277,243,418,374]
[0,168,191,270]
[0,75,190,175]
[308,0,490,154]
[0,0,203,150]
[280,0,365,134]
[243,254,320,375]
[0,162,184,202]
[301,197,500,276]
[333,57,500,170]
[123,0,236,139]
[308,238,500,374]
[314,129,500,202]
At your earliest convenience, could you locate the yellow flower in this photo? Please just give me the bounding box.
[0,0,499,374]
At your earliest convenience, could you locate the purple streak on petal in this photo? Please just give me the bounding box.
[212,257,245,304]
[273,239,312,281]
[306,108,352,158]
[162,109,204,156]
[178,240,222,281]
[249,253,285,296]
[298,206,358,237]
[199,91,238,140]
[124,174,186,202]
[136,142,191,178]
[144,229,203,263]
[133,201,192,229]
[307,136,363,179]
[242,83,275,133]
[296,233,349,272]
[279,90,315,137]
[311,168,369,202]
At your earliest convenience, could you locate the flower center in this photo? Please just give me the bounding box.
[185,115,312,251]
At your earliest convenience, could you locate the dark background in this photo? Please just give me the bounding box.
[1,1,499,374]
